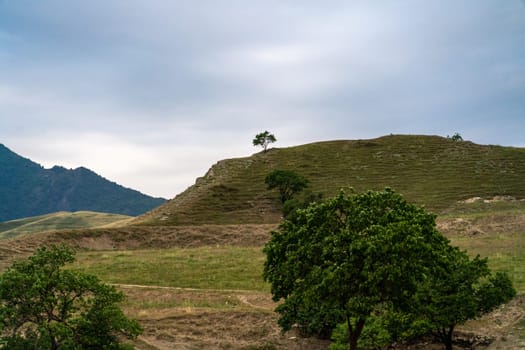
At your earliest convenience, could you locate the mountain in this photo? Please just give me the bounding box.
[134,135,525,226]
[0,144,166,222]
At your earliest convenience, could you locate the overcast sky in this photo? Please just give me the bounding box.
[1,1,524,199]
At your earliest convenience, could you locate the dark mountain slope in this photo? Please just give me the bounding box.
[134,135,525,226]
[0,144,165,221]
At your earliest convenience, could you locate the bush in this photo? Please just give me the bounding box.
[0,245,142,349]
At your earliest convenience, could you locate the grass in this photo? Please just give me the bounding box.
[70,247,268,292]
[68,214,525,297]
[136,135,525,226]
[7,205,522,349]
[65,200,525,297]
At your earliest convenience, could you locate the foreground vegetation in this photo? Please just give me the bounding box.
[0,191,522,349]
[0,246,141,349]
[47,198,522,350]
[263,189,515,350]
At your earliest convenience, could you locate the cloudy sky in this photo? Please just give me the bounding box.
[1,1,524,199]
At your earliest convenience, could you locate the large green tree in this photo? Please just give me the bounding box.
[415,246,515,350]
[263,189,450,350]
[0,245,142,350]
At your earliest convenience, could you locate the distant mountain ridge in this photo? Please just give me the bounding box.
[0,144,166,221]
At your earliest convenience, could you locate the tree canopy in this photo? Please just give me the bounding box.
[415,246,515,350]
[448,132,463,141]
[252,131,277,152]
[263,189,451,350]
[0,245,142,350]
[263,188,516,350]
[265,169,309,204]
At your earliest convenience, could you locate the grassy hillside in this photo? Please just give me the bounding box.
[0,211,132,239]
[136,135,525,225]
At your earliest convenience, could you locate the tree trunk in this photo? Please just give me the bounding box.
[348,318,365,350]
[444,338,453,350]
[436,326,454,350]
[444,325,454,350]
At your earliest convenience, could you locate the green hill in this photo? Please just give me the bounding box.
[0,211,132,239]
[135,135,525,225]
[0,144,166,221]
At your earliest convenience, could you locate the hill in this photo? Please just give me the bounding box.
[0,144,166,221]
[0,201,523,349]
[1,135,525,349]
[135,135,525,225]
[0,211,132,239]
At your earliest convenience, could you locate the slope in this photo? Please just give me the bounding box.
[0,211,132,239]
[135,135,525,225]
[0,144,166,221]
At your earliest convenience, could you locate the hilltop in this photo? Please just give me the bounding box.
[135,135,525,226]
[0,144,166,221]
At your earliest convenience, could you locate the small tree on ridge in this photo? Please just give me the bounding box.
[253,131,276,152]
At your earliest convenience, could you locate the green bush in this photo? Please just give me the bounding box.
[0,245,142,349]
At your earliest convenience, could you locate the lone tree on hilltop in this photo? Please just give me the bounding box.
[253,131,276,152]
[0,245,142,349]
[263,189,452,350]
[448,132,463,142]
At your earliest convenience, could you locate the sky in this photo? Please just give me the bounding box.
[1,1,524,199]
